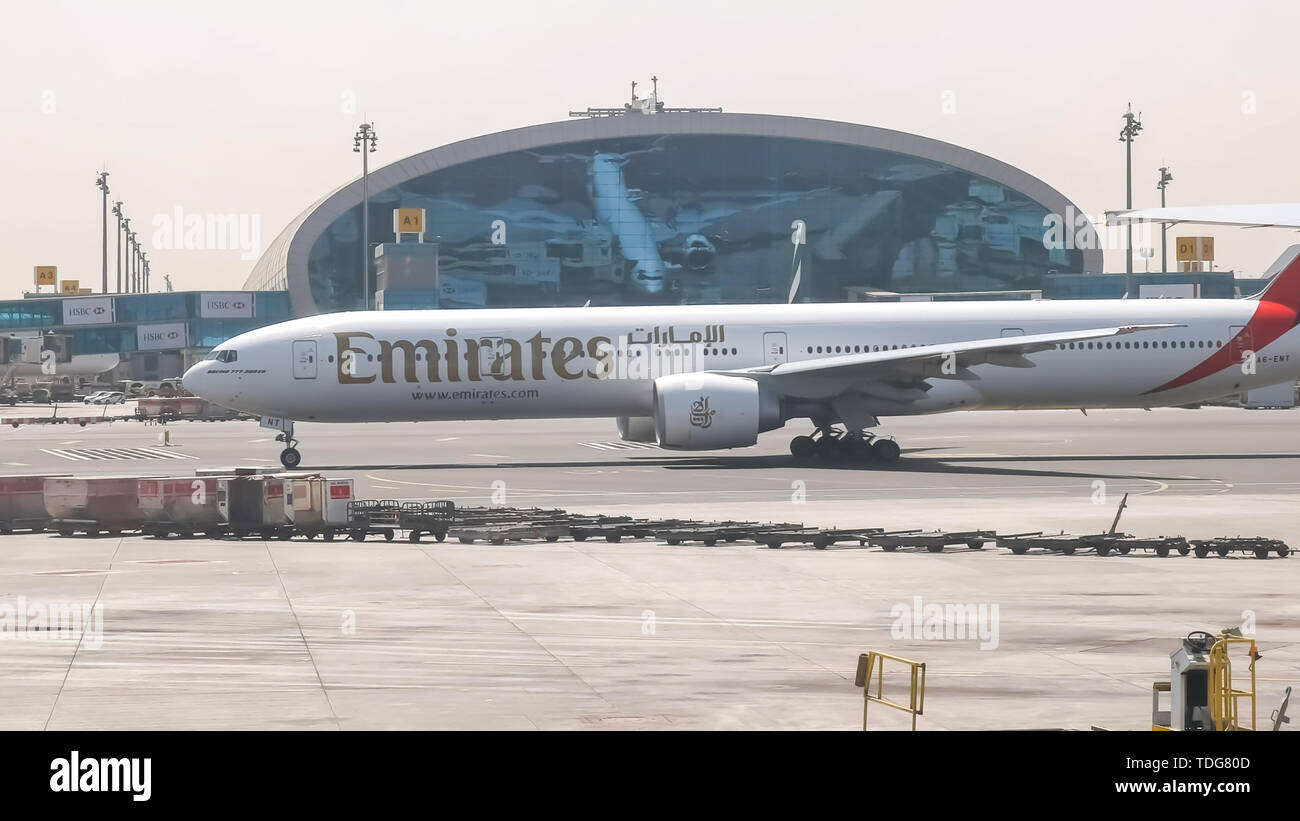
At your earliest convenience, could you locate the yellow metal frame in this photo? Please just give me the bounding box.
[1150,681,1172,731]
[855,651,926,731]
[1208,635,1258,731]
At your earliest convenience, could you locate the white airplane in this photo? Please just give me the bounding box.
[183,245,1300,469]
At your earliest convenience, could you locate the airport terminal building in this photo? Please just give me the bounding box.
[247,109,1104,315]
[1,290,290,383]
[8,102,1265,386]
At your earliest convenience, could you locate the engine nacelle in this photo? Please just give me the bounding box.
[653,373,782,450]
[683,234,716,270]
[616,416,657,442]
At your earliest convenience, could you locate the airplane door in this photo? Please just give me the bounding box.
[1229,325,1253,363]
[292,340,317,379]
[1000,328,1024,337]
[763,332,788,365]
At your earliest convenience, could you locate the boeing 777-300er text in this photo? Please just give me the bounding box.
[183,245,1300,469]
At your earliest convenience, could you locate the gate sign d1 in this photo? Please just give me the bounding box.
[1175,236,1215,262]
[200,292,253,318]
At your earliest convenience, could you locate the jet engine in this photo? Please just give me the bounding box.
[616,416,657,442]
[683,234,716,271]
[652,373,782,450]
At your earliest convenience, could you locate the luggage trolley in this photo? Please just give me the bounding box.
[401,501,455,543]
[346,499,400,541]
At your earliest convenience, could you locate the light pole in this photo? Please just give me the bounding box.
[1118,103,1143,293]
[122,218,133,292]
[95,172,110,293]
[128,231,138,293]
[112,202,123,292]
[1157,166,1173,273]
[140,252,148,293]
[353,122,378,309]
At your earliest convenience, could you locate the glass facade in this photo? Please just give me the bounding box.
[301,134,1085,312]
[0,300,60,329]
[0,291,292,357]
[1044,272,1238,300]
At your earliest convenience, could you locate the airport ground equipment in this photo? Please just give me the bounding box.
[855,651,926,731]
[135,396,240,422]
[217,473,319,540]
[655,521,800,547]
[345,500,400,541]
[754,526,888,550]
[870,529,994,553]
[1151,629,1263,731]
[0,473,66,533]
[44,475,156,536]
[569,517,691,542]
[285,476,357,540]
[138,476,225,538]
[995,532,1090,555]
[1271,687,1292,731]
[1190,537,1290,559]
[1090,534,1191,556]
[400,501,454,543]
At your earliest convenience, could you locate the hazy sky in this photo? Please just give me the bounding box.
[3,0,1298,297]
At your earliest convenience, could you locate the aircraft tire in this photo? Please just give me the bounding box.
[789,435,816,459]
[871,439,901,464]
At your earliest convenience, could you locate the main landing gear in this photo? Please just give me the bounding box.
[789,428,901,465]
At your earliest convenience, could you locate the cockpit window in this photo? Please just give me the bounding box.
[206,350,238,363]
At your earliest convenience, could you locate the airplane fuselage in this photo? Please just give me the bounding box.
[183,298,1300,424]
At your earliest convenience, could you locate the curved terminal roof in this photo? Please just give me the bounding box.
[246,112,1101,314]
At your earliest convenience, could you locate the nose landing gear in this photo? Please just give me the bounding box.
[789,427,900,466]
[277,434,302,469]
[262,417,302,469]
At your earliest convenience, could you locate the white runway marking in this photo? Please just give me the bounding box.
[39,447,199,461]
[578,441,659,451]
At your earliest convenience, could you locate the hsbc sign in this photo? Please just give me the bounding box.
[137,322,187,351]
[62,297,116,326]
[200,292,253,318]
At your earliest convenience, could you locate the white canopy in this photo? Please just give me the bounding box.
[1106,203,1300,229]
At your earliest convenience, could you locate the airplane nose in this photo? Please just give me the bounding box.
[181,361,207,396]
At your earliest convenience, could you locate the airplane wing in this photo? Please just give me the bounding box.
[1105,203,1300,229]
[713,324,1179,410]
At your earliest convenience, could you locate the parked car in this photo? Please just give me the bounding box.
[91,391,126,405]
[83,390,109,404]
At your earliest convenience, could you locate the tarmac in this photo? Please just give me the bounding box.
[0,407,1296,730]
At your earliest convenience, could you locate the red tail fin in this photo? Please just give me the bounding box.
[1254,245,1300,309]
